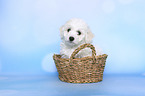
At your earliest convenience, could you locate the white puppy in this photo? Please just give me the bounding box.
[60,18,102,58]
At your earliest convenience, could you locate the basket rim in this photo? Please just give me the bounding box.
[53,54,108,61]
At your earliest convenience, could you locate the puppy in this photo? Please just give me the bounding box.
[60,18,102,58]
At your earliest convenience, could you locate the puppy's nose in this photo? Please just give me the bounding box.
[69,36,74,41]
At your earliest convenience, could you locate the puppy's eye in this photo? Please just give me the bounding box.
[67,28,71,32]
[77,30,81,35]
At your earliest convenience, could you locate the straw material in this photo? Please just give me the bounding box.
[53,43,108,83]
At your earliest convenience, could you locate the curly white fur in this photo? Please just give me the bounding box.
[60,18,102,58]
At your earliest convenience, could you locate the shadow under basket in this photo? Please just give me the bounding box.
[53,43,108,83]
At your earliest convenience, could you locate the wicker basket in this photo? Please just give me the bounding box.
[53,43,108,83]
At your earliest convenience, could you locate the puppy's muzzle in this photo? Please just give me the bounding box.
[69,36,74,42]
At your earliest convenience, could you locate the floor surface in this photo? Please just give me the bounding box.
[0,74,145,96]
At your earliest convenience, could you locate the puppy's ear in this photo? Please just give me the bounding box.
[85,29,94,43]
[60,25,64,39]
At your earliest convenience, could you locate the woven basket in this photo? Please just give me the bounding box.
[53,43,108,83]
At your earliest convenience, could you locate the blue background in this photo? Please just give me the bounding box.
[0,0,145,75]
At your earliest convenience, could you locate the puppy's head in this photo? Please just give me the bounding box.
[60,18,94,46]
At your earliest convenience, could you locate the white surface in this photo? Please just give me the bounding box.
[0,75,145,96]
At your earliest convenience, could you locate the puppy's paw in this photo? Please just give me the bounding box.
[94,45,103,56]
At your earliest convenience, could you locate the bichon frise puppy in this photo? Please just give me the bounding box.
[60,18,102,58]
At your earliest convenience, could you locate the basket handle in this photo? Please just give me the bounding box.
[70,43,96,63]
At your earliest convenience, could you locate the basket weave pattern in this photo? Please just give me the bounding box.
[53,44,108,83]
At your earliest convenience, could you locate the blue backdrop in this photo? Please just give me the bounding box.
[0,0,145,75]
